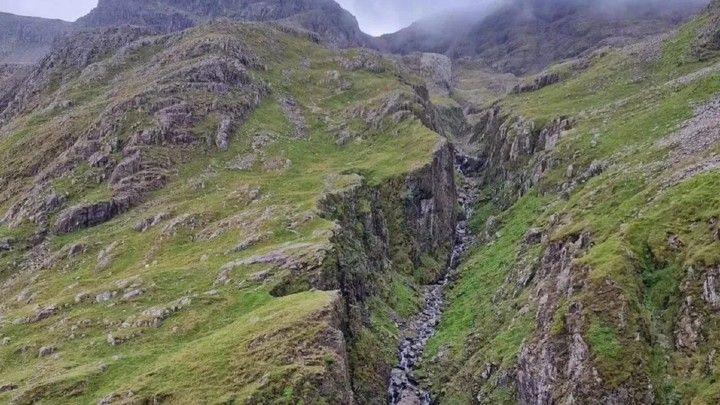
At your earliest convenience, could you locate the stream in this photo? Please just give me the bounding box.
[387,160,478,405]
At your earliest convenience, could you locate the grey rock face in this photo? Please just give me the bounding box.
[0,13,71,64]
[77,0,371,48]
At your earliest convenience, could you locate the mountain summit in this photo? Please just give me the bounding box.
[77,0,372,47]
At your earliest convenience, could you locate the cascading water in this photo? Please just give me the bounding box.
[388,157,478,405]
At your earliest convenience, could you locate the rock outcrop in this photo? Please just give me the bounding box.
[77,0,372,48]
[318,141,457,402]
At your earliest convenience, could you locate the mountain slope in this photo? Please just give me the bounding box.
[418,3,720,402]
[380,0,705,74]
[0,20,455,403]
[0,12,71,64]
[77,0,372,48]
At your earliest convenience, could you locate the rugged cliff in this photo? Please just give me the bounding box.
[418,7,720,403]
[0,18,459,403]
[77,0,372,48]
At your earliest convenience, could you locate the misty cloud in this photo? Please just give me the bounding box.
[336,0,501,35]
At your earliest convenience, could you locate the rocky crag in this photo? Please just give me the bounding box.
[0,17,459,404]
[2,0,720,404]
[415,2,720,403]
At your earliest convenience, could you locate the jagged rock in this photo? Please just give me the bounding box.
[676,295,703,351]
[710,217,720,241]
[524,228,544,245]
[38,346,56,357]
[75,292,89,303]
[131,296,192,328]
[96,291,114,303]
[121,289,143,301]
[232,233,268,253]
[514,72,560,93]
[0,383,17,392]
[702,268,720,310]
[133,212,170,232]
[694,1,720,58]
[109,153,142,184]
[0,237,13,252]
[338,49,385,73]
[54,197,136,235]
[215,117,233,150]
[27,305,57,324]
[78,0,372,48]
[397,52,453,97]
[667,233,685,250]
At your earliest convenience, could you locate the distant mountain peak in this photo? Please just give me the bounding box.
[77,0,371,48]
[379,0,706,75]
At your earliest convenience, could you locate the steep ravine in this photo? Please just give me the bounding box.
[318,141,458,403]
[388,158,480,404]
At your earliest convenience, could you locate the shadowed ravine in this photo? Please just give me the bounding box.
[388,158,478,404]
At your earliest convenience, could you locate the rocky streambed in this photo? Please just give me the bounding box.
[388,160,478,404]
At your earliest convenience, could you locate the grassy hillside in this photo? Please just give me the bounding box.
[423,12,720,403]
[0,22,446,403]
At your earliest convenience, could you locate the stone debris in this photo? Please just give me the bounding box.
[133,212,170,232]
[38,346,57,357]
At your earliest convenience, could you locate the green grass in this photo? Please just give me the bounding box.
[424,14,720,402]
[0,21,445,403]
[421,192,547,400]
